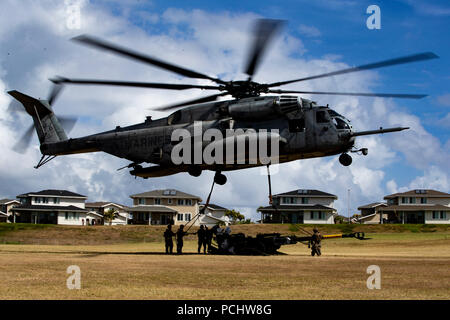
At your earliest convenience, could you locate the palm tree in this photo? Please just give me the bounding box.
[103,208,118,226]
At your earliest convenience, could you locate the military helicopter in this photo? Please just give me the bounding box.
[8,19,438,189]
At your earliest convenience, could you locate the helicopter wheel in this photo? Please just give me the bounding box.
[339,153,352,166]
[214,172,227,185]
[188,166,202,177]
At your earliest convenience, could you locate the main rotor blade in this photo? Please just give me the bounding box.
[13,124,34,154]
[268,52,439,87]
[58,116,78,133]
[47,83,64,105]
[267,89,427,99]
[72,35,226,84]
[154,92,228,112]
[245,19,284,79]
[51,76,221,91]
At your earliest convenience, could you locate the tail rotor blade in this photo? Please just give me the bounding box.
[48,83,64,105]
[13,124,35,154]
[58,116,78,133]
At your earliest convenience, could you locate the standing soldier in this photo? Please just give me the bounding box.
[310,228,322,256]
[195,225,207,254]
[163,224,175,254]
[205,226,213,252]
[176,224,187,254]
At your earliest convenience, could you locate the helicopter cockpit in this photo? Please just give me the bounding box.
[327,109,352,131]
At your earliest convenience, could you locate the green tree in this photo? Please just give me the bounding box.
[224,209,245,224]
[103,208,117,226]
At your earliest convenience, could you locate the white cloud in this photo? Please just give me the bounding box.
[298,24,321,37]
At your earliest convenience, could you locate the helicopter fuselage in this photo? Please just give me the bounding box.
[40,95,357,177]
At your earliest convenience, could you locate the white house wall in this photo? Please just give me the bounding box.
[302,211,335,224]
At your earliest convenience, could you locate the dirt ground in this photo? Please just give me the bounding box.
[0,232,448,300]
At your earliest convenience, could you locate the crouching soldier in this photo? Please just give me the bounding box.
[310,228,322,256]
[163,224,175,254]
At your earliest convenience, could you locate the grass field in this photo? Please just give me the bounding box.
[0,223,449,299]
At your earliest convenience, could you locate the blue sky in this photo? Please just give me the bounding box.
[0,0,448,220]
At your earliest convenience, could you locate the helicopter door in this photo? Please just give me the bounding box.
[314,110,334,145]
[288,117,306,151]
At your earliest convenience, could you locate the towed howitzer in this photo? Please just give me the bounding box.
[211,232,366,255]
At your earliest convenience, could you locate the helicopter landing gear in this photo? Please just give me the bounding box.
[214,172,227,185]
[339,153,352,166]
[188,166,202,177]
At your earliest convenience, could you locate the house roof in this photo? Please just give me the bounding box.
[130,189,202,201]
[357,202,388,210]
[11,204,88,212]
[274,189,337,199]
[200,203,228,210]
[17,189,86,198]
[128,205,177,213]
[384,189,450,199]
[258,204,336,212]
[377,204,450,211]
[0,211,7,216]
[356,213,377,221]
[85,202,126,209]
[0,199,20,205]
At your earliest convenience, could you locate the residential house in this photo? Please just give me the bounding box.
[258,189,337,224]
[85,202,130,225]
[199,203,230,227]
[129,189,202,225]
[11,189,100,225]
[0,199,20,223]
[357,189,450,224]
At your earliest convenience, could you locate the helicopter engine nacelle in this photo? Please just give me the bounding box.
[227,98,278,120]
[227,96,301,120]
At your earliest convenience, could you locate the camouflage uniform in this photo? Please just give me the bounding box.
[163,225,175,254]
[176,225,187,254]
[311,229,322,256]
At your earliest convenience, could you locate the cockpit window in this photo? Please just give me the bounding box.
[167,110,182,125]
[333,117,349,130]
[316,111,328,123]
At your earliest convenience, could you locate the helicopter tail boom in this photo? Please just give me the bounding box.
[8,90,68,146]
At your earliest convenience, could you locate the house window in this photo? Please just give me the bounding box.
[65,212,68,220]
[401,197,408,204]
[168,199,172,204]
[53,198,60,204]
[420,198,427,204]
[154,198,161,205]
[409,197,416,204]
[185,213,191,221]
[388,199,395,205]
[319,212,326,220]
[138,198,145,205]
[301,197,309,204]
[35,197,41,204]
[177,199,184,205]
[185,199,192,206]
[440,211,447,219]
[177,213,184,221]
[42,198,49,204]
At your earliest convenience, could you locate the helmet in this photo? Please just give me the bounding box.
[313,228,318,233]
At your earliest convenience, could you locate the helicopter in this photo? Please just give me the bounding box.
[8,19,438,189]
